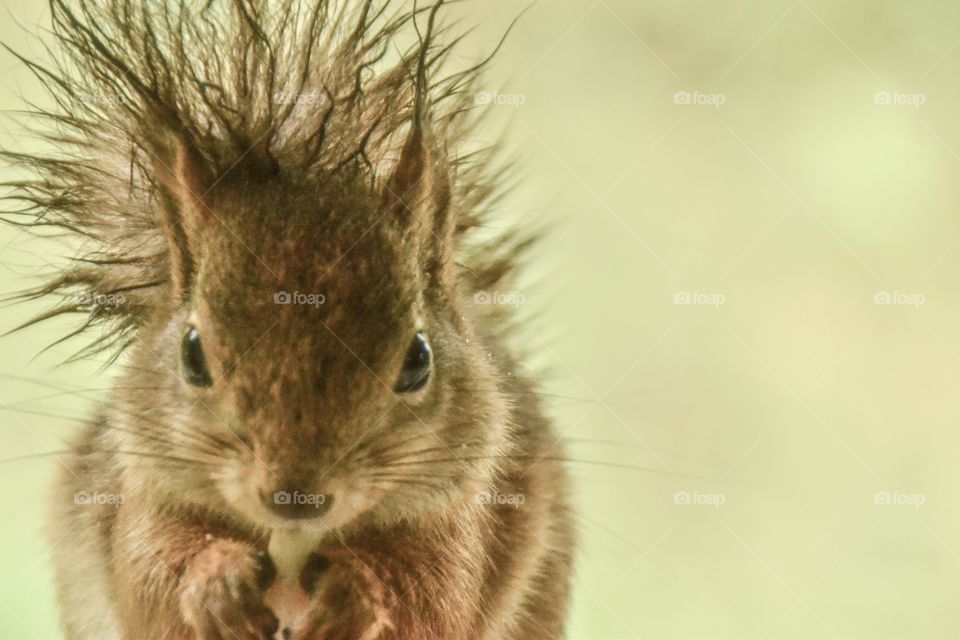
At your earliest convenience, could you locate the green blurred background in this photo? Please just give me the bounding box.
[4,1,960,638]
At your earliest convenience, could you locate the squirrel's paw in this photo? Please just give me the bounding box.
[179,539,279,640]
[293,553,395,640]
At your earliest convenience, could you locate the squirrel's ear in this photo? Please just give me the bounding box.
[153,137,214,301]
[382,125,431,221]
[381,122,452,244]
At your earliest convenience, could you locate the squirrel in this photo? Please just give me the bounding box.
[3,1,574,639]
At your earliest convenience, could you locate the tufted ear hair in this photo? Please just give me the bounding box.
[379,1,455,284]
[152,135,214,301]
[381,0,450,232]
[380,120,454,282]
[381,123,432,221]
[381,113,453,226]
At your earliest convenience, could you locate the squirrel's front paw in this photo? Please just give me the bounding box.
[180,539,279,640]
[293,554,395,640]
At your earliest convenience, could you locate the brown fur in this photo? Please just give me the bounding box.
[5,1,574,638]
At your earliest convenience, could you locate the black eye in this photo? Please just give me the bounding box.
[394,332,432,394]
[181,326,213,388]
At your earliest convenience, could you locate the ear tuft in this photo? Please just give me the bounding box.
[164,138,215,225]
[382,124,430,219]
[381,118,456,290]
[153,135,214,301]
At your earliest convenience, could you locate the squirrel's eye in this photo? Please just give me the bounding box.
[181,326,213,388]
[394,332,432,394]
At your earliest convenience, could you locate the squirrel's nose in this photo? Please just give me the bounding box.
[258,487,334,521]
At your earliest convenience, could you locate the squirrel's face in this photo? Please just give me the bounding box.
[113,136,510,533]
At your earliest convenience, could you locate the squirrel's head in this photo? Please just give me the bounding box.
[114,127,511,533]
[8,0,525,535]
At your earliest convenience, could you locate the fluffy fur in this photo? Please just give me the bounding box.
[4,2,574,639]
[4,0,524,358]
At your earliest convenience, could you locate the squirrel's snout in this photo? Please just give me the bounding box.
[258,486,334,521]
